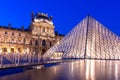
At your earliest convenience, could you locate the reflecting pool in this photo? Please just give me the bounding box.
[0,60,120,80]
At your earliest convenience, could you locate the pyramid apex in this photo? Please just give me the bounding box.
[83,15,99,24]
[85,15,94,19]
[80,15,94,22]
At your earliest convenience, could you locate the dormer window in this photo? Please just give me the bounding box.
[5,32,7,34]
[19,33,21,36]
[12,32,14,35]
[42,27,45,32]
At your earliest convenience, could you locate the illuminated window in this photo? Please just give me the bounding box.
[3,48,7,52]
[18,48,21,52]
[11,48,14,52]
[42,40,46,46]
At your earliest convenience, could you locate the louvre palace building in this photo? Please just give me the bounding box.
[0,12,63,55]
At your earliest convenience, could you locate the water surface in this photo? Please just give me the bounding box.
[0,60,120,80]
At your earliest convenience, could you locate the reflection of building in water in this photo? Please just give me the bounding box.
[0,12,64,55]
[44,16,120,59]
[85,60,95,80]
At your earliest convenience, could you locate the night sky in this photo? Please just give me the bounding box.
[0,0,120,36]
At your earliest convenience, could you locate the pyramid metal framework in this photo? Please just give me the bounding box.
[43,16,120,59]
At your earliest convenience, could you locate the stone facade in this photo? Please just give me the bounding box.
[0,12,64,55]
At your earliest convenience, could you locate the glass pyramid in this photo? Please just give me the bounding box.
[43,16,120,59]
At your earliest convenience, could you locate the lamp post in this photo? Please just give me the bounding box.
[37,34,41,63]
[23,38,26,63]
[28,40,32,63]
[16,40,20,65]
[26,48,29,64]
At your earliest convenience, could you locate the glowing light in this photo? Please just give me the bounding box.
[0,48,2,54]
[86,60,90,80]
[34,19,53,25]
[115,63,118,80]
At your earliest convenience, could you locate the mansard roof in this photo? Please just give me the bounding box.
[0,26,29,32]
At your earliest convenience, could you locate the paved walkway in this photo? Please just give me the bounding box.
[0,60,63,69]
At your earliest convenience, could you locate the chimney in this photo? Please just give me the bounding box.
[50,16,53,21]
[8,24,11,29]
[21,25,24,31]
[31,11,34,22]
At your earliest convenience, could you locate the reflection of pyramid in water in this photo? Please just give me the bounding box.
[44,16,120,59]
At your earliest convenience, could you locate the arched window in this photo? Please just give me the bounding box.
[3,48,7,52]
[11,48,14,52]
[18,48,21,53]
[35,40,38,45]
[19,33,21,36]
[42,40,46,46]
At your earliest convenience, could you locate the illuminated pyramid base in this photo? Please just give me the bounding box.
[44,16,120,59]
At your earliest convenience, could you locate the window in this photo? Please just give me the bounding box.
[35,40,38,45]
[23,39,26,43]
[3,48,7,52]
[12,38,14,41]
[11,48,14,52]
[50,41,52,46]
[42,27,45,32]
[42,40,46,46]
[5,32,7,34]
[19,33,21,36]
[18,48,21,53]
[12,32,14,35]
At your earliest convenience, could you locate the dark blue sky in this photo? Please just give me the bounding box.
[0,0,120,36]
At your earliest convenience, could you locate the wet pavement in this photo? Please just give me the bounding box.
[0,60,120,80]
